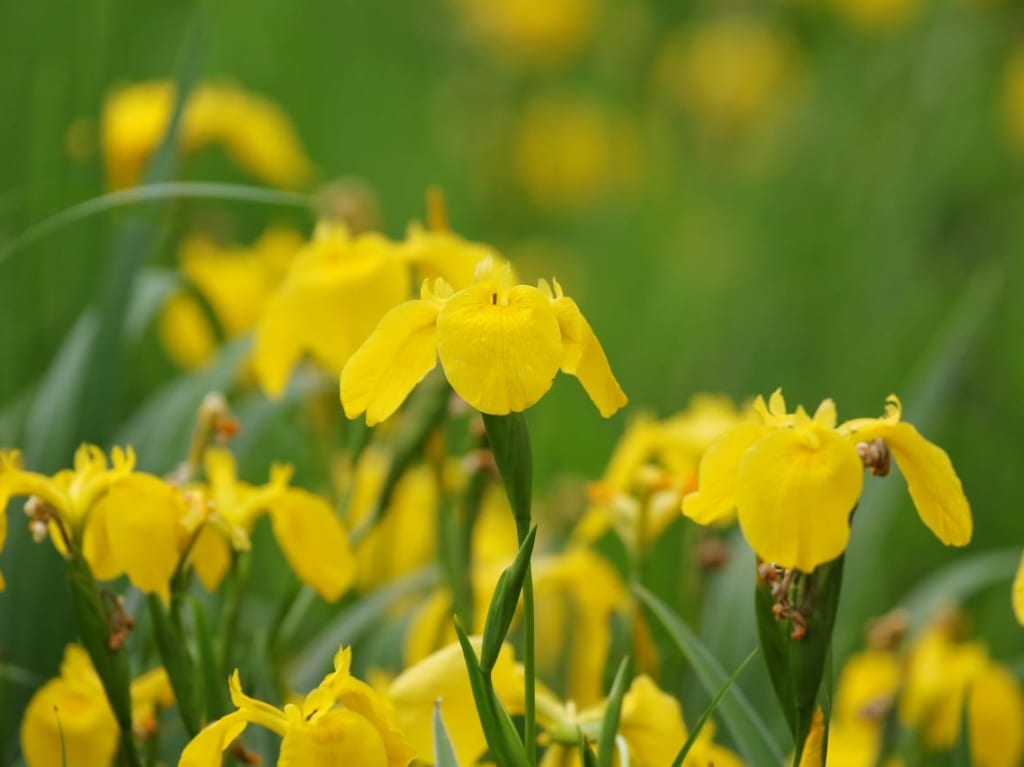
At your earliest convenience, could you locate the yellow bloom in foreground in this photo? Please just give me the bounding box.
[190,447,355,601]
[21,645,173,767]
[341,256,626,424]
[180,647,414,767]
[101,80,312,190]
[253,222,409,397]
[389,640,523,766]
[683,391,971,572]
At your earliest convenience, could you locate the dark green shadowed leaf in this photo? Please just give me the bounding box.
[634,585,784,765]
[191,597,228,720]
[147,593,203,736]
[433,700,462,767]
[953,694,973,767]
[754,557,844,763]
[672,648,759,767]
[597,656,631,767]
[481,526,537,673]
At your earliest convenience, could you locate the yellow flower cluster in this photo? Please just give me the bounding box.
[683,391,971,572]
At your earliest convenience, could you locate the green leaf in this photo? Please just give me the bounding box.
[433,700,462,767]
[453,620,531,767]
[482,412,533,537]
[481,526,537,673]
[578,729,600,767]
[190,597,228,720]
[147,594,203,736]
[671,648,759,767]
[952,694,973,767]
[597,656,631,767]
[754,557,844,761]
[634,585,784,765]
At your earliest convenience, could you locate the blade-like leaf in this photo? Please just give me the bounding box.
[634,585,784,765]
[672,648,759,767]
[597,656,631,767]
[481,526,537,673]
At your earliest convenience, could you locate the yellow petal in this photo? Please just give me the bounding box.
[968,662,1024,767]
[735,424,863,571]
[278,710,390,767]
[190,524,233,592]
[340,299,440,426]
[403,224,496,290]
[178,711,249,767]
[389,640,521,767]
[1014,549,1024,626]
[437,282,562,414]
[855,420,972,546]
[796,708,824,767]
[335,676,417,767]
[81,500,120,582]
[551,295,627,417]
[98,474,184,600]
[158,291,218,371]
[269,488,356,602]
[682,423,765,526]
[618,675,687,765]
[0,487,5,589]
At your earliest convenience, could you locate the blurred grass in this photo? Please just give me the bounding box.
[1,0,1023,760]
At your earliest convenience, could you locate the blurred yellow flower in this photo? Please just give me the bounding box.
[180,647,414,767]
[253,222,409,398]
[820,649,900,765]
[683,391,971,572]
[514,97,642,211]
[832,0,920,33]
[388,639,523,766]
[451,0,597,68]
[160,228,303,370]
[579,395,749,549]
[189,447,355,601]
[341,256,626,424]
[101,80,312,190]
[345,447,440,591]
[657,19,799,138]
[537,675,743,767]
[1013,549,1024,625]
[21,644,173,767]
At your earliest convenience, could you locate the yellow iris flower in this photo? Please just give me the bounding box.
[189,447,355,602]
[341,256,627,424]
[1014,551,1024,625]
[101,80,312,190]
[388,639,523,766]
[180,647,414,767]
[683,391,971,572]
[20,644,173,767]
[537,675,743,767]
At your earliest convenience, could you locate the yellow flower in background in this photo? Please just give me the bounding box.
[657,19,799,138]
[514,97,642,211]
[831,0,920,33]
[450,0,597,68]
[537,675,743,767]
[579,395,750,549]
[345,447,440,591]
[180,647,414,767]
[389,640,523,766]
[1013,550,1024,625]
[402,220,497,292]
[21,645,173,767]
[819,649,900,766]
[160,228,303,370]
[683,391,971,572]
[341,256,627,424]
[253,222,409,398]
[101,80,312,190]
[1003,47,1024,159]
[189,447,355,601]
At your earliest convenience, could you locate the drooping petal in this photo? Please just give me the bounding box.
[551,295,627,417]
[278,710,390,767]
[389,640,521,767]
[735,424,863,572]
[340,299,440,426]
[268,488,356,602]
[437,283,562,414]
[178,711,249,767]
[81,501,120,582]
[682,423,764,525]
[852,420,972,547]
[98,474,184,600]
[618,675,687,765]
[189,524,233,592]
[335,675,416,767]
[21,666,120,767]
